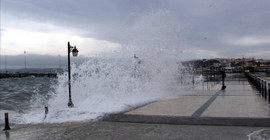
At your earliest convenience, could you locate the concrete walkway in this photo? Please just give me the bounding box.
[105,74,270,126]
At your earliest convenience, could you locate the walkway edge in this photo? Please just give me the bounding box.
[103,114,270,127]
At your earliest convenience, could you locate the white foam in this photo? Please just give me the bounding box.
[17,54,201,124]
[247,129,270,140]
[17,10,200,124]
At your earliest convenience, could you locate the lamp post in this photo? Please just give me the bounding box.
[67,42,79,107]
[24,51,26,72]
[59,55,61,68]
[5,55,7,73]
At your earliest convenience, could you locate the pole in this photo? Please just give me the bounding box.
[59,55,61,70]
[192,62,194,86]
[0,0,1,73]
[3,113,11,130]
[44,107,48,119]
[24,51,26,72]
[5,55,7,73]
[67,42,74,107]
[0,38,1,73]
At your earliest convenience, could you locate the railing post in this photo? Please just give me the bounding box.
[268,82,270,103]
[260,79,262,96]
[259,78,262,93]
[264,81,267,100]
[261,79,264,97]
[266,81,269,102]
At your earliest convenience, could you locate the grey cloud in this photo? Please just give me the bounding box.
[2,0,270,58]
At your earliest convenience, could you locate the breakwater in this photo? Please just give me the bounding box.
[0,73,57,78]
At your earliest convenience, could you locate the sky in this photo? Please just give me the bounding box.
[0,0,269,68]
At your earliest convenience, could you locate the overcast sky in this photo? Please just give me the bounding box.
[0,0,269,68]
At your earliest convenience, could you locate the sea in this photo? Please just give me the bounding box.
[0,76,56,124]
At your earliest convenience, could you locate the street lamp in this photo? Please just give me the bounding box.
[67,42,79,107]
[24,51,26,72]
[5,55,7,73]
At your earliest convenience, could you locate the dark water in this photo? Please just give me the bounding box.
[0,76,57,113]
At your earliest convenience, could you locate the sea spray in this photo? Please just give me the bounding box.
[18,9,200,123]
[20,55,178,123]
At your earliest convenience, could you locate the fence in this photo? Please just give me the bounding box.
[246,73,270,103]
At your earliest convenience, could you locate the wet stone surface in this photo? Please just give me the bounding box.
[0,121,270,140]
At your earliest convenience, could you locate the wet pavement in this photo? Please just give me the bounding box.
[107,74,270,126]
[1,121,270,140]
[127,83,269,118]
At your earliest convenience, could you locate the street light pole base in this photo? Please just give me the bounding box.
[68,101,74,108]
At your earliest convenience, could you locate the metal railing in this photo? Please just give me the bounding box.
[245,73,270,103]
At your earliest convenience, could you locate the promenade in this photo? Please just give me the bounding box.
[1,73,270,140]
[105,73,270,126]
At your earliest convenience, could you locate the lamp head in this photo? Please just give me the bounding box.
[72,46,79,57]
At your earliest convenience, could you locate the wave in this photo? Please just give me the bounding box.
[16,55,201,124]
